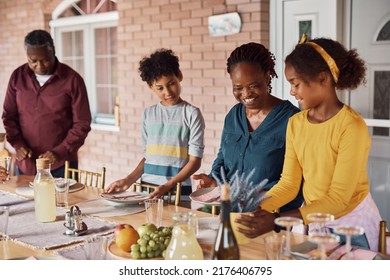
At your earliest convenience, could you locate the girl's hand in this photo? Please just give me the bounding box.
[234,208,276,238]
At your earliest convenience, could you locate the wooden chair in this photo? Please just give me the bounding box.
[378,220,390,255]
[130,182,182,206]
[64,161,106,190]
[211,205,218,215]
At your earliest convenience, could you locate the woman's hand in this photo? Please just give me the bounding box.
[105,178,132,193]
[192,173,217,189]
[234,208,276,238]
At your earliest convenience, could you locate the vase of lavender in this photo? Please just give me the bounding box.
[213,168,269,244]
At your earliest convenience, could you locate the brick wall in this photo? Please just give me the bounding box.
[0,0,270,187]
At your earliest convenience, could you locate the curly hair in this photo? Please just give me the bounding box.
[285,38,366,90]
[139,49,181,86]
[227,42,278,93]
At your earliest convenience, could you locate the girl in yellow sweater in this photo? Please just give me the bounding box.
[235,35,387,252]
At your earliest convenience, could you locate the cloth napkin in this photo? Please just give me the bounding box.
[75,198,145,217]
[1,190,116,250]
[54,241,118,260]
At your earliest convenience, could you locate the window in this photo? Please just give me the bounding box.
[50,0,118,129]
[299,20,312,40]
[373,71,390,136]
[377,20,390,41]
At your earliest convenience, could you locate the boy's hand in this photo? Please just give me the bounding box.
[105,178,131,193]
[149,184,169,199]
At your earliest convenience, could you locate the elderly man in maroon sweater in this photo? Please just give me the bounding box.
[2,29,91,177]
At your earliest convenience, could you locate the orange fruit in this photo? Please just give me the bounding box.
[115,227,140,252]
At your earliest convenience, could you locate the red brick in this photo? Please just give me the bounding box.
[0,0,268,181]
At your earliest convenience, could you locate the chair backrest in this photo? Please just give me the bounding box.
[64,161,106,190]
[131,182,182,206]
[378,220,390,255]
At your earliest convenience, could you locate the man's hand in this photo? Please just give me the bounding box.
[15,146,32,161]
[39,151,58,165]
[191,173,217,189]
[0,166,8,182]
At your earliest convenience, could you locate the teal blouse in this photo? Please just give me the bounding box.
[210,100,303,212]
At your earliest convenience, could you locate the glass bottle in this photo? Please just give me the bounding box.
[34,158,56,222]
[164,212,204,260]
[212,183,240,259]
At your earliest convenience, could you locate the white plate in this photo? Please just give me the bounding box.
[29,178,78,188]
[17,183,84,197]
[100,191,149,205]
[189,187,221,206]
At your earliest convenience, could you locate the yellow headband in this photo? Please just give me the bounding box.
[298,34,340,83]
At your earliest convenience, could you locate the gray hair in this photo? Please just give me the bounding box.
[24,29,54,50]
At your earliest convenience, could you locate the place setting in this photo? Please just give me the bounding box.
[100,190,150,205]
[75,190,150,218]
[15,178,83,197]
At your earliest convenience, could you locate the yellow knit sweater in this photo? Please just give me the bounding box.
[262,105,370,224]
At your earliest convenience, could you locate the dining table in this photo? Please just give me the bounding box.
[3,175,384,261]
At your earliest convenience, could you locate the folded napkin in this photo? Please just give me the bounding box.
[291,241,380,260]
[328,245,377,260]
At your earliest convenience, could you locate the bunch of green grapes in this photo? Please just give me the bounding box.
[130,226,172,259]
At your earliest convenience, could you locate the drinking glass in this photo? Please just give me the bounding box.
[333,225,364,259]
[274,216,303,259]
[308,232,340,260]
[307,212,334,234]
[144,199,163,227]
[84,235,108,260]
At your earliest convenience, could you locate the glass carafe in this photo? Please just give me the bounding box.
[164,212,204,260]
[34,158,56,222]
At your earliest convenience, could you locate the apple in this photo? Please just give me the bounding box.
[114,224,134,239]
[137,223,157,237]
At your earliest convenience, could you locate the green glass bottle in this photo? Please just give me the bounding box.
[212,183,240,260]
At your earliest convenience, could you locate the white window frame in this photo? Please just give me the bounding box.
[50,11,119,131]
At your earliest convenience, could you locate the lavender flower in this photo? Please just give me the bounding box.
[221,168,268,212]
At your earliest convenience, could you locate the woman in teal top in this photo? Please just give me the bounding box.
[193,42,303,212]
